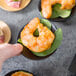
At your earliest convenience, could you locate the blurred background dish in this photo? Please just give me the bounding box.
[0,0,31,12]
[0,21,11,44]
[5,70,34,76]
[38,0,76,21]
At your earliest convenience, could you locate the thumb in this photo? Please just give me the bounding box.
[12,43,23,57]
[0,43,23,71]
[3,43,23,61]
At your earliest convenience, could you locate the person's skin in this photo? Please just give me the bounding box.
[0,43,23,71]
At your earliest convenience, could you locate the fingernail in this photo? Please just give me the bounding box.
[14,43,23,52]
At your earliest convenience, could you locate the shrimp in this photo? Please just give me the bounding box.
[41,0,52,19]
[12,72,33,76]
[21,17,55,52]
[41,0,75,18]
[5,0,21,8]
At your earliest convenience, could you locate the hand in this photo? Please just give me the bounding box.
[0,43,23,71]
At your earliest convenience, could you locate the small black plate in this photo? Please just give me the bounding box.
[17,22,57,60]
[5,70,34,76]
[38,0,76,22]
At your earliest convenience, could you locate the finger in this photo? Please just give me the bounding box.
[0,43,23,63]
[13,43,23,56]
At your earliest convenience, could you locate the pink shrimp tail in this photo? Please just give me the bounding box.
[5,0,20,8]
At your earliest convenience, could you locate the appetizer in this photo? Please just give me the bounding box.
[5,70,33,76]
[18,17,63,57]
[0,0,31,11]
[0,21,11,44]
[41,0,75,19]
[11,71,33,76]
[21,17,55,52]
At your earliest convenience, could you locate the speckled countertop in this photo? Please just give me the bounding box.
[0,0,76,76]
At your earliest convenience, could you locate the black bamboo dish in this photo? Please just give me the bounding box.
[5,70,35,76]
[38,0,76,22]
[17,23,57,60]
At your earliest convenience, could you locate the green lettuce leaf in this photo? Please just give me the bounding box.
[52,4,71,18]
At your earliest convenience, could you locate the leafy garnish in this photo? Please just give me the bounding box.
[40,19,52,29]
[33,29,39,37]
[14,0,20,1]
[17,38,23,44]
[52,4,71,18]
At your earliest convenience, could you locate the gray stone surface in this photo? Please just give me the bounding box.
[0,0,76,76]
